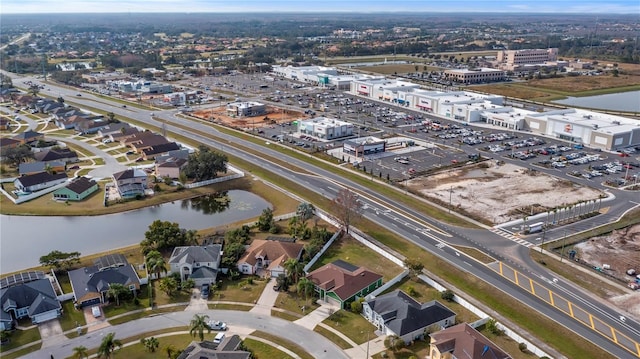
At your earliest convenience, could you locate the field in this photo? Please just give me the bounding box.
[409,162,603,225]
[192,105,305,130]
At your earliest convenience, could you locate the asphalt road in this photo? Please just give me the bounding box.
[9,74,640,358]
[21,310,349,359]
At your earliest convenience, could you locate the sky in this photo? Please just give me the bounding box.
[1,0,639,14]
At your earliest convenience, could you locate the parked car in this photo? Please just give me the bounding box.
[207,320,227,331]
[201,284,210,299]
[91,306,101,318]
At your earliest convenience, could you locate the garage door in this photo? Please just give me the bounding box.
[34,310,59,324]
[325,296,341,308]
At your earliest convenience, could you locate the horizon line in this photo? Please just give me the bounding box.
[1,11,634,15]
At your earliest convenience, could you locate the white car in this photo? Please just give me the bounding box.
[207,320,227,331]
[91,306,101,318]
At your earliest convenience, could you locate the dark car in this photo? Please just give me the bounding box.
[201,284,210,299]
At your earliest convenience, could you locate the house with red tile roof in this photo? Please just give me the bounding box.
[429,323,511,359]
[237,239,304,278]
[306,260,382,309]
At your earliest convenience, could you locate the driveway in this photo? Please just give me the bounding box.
[185,287,209,312]
[46,135,127,180]
[37,319,64,348]
[250,277,278,316]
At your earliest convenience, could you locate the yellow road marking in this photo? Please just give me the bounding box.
[549,291,554,306]
[529,278,535,295]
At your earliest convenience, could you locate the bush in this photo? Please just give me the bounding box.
[440,289,454,302]
[350,300,363,313]
[519,342,527,352]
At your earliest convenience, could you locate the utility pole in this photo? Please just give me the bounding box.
[448,186,453,213]
[560,229,567,262]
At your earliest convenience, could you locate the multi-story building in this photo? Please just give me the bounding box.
[225,101,266,117]
[298,117,353,140]
[497,48,558,70]
[443,68,506,84]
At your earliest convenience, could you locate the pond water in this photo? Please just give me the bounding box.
[0,190,270,273]
[552,91,640,113]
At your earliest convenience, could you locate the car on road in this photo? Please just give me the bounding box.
[76,93,82,97]
[207,320,227,331]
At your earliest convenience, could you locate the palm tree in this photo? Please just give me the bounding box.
[164,344,177,359]
[145,251,167,280]
[97,332,122,358]
[297,277,315,305]
[189,314,210,342]
[296,203,316,223]
[72,345,88,359]
[140,336,159,352]
[283,258,304,284]
[107,283,127,306]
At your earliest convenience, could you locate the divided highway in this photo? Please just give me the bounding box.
[11,75,640,358]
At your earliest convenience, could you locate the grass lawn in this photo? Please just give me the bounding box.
[107,306,188,326]
[372,340,431,359]
[270,309,302,321]
[450,245,496,264]
[380,277,480,324]
[214,276,268,303]
[322,309,376,345]
[273,290,320,316]
[0,327,41,353]
[314,325,353,349]
[153,282,192,307]
[478,325,539,359]
[309,237,402,281]
[250,330,314,359]
[83,328,187,358]
[244,338,295,359]
[59,300,87,332]
[208,303,253,311]
[55,273,73,293]
[0,344,41,359]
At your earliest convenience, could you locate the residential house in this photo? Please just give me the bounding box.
[122,131,172,153]
[75,119,109,135]
[0,118,10,130]
[429,322,511,359]
[108,126,140,142]
[141,141,181,160]
[169,245,222,286]
[237,239,304,278]
[14,172,68,193]
[363,290,456,344]
[34,148,79,163]
[112,168,147,198]
[98,123,132,138]
[156,156,188,179]
[68,253,141,308]
[54,114,87,130]
[52,176,99,201]
[19,160,65,176]
[0,277,62,329]
[12,130,44,145]
[177,335,251,359]
[155,149,190,164]
[13,95,37,108]
[306,260,383,309]
[0,138,21,151]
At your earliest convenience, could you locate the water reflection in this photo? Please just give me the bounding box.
[181,191,231,215]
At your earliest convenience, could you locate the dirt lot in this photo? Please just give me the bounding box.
[574,224,640,317]
[527,73,640,93]
[408,162,603,225]
[191,105,305,129]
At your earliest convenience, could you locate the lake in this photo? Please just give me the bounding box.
[553,91,640,113]
[0,190,270,273]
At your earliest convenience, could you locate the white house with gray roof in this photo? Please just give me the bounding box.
[169,245,222,286]
[363,290,456,344]
[0,277,62,329]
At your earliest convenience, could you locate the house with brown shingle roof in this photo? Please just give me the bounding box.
[237,239,304,278]
[123,131,172,153]
[429,322,511,359]
[306,260,383,309]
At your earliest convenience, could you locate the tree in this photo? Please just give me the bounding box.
[283,258,304,284]
[183,145,228,181]
[332,188,362,234]
[189,314,210,342]
[296,277,314,304]
[256,207,275,232]
[3,145,34,167]
[159,277,179,297]
[57,96,65,104]
[145,250,167,280]
[296,202,316,223]
[107,283,129,306]
[140,337,159,352]
[72,345,88,358]
[164,344,178,359]
[107,112,116,123]
[97,332,122,358]
[28,84,40,97]
[39,250,81,272]
[404,258,424,278]
[440,289,455,302]
[141,220,190,254]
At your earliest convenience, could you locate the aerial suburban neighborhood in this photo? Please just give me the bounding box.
[0,3,639,359]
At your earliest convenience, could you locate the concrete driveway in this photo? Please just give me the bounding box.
[250,277,278,316]
[185,287,209,312]
[37,319,63,348]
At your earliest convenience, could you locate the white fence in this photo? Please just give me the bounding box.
[184,164,245,189]
[303,229,343,273]
[367,270,409,299]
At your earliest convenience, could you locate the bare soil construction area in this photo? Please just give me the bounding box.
[574,224,640,318]
[192,105,304,129]
[408,162,603,225]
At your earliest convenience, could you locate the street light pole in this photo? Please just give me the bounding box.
[560,229,567,262]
